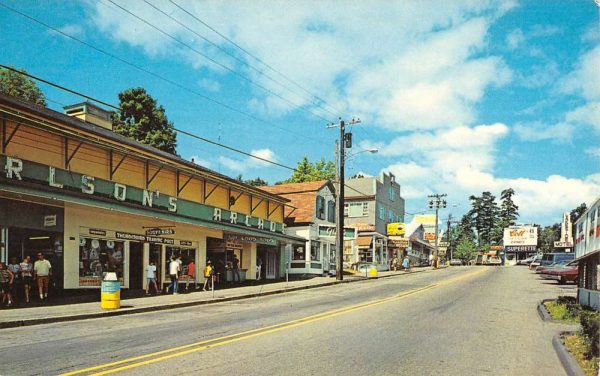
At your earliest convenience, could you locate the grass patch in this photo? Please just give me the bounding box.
[564,333,599,376]
[544,301,580,323]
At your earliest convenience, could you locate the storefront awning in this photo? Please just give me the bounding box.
[0,184,306,245]
[356,236,372,248]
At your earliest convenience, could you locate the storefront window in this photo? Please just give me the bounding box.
[293,245,306,260]
[165,246,196,283]
[311,241,321,261]
[79,237,124,286]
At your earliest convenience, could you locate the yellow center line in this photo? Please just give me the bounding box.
[62,268,488,376]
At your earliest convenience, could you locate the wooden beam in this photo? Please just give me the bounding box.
[111,154,127,179]
[145,160,149,189]
[64,137,68,169]
[227,187,232,209]
[0,118,5,154]
[268,203,280,217]
[251,198,264,214]
[3,122,20,150]
[204,182,219,201]
[177,173,194,195]
[147,164,163,187]
[285,205,297,220]
[66,141,83,168]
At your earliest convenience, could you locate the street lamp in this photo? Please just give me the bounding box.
[428,193,447,268]
[346,149,378,160]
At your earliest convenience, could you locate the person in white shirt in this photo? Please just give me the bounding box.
[33,252,52,300]
[146,260,158,295]
[167,256,180,295]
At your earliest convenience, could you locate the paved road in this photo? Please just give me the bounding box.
[0,266,576,376]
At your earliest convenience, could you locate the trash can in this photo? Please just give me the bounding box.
[368,267,378,278]
[101,272,120,310]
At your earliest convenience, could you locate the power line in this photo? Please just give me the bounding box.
[168,0,341,117]
[142,0,338,120]
[102,0,333,124]
[0,1,328,146]
[0,64,296,171]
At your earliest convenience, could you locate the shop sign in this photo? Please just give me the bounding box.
[386,222,405,236]
[424,232,436,241]
[318,225,356,239]
[503,225,537,246]
[180,240,193,247]
[554,241,573,248]
[489,245,503,251]
[1,155,285,234]
[145,228,175,236]
[224,233,277,246]
[89,228,107,236]
[388,236,409,248]
[115,231,175,245]
[43,214,57,227]
[505,245,536,252]
[354,223,375,232]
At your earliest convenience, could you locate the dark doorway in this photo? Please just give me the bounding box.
[129,242,144,290]
[149,243,162,287]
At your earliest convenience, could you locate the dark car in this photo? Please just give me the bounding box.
[539,252,575,267]
[540,261,578,284]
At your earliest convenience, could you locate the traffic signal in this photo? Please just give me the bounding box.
[442,199,447,208]
[428,199,434,209]
[344,132,352,148]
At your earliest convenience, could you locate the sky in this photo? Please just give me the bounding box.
[0,0,599,226]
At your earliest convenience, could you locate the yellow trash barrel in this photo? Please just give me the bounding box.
[101,272,121,310]
[368,267,378,278]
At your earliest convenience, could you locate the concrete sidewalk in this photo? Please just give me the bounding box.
[0,268,431,329]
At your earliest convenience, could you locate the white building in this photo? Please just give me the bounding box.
[574,196,600,310]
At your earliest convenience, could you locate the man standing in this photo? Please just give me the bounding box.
[33,252,52,300]
[232,254,240,283]
[168,256,180,295]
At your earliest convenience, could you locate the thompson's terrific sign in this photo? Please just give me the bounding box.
[503,225,538,246]
[1,156,284,234]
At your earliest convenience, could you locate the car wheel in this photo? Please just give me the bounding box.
[558,277,565,285]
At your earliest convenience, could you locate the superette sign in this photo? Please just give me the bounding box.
[503,225,538,246]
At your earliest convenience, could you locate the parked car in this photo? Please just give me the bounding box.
[529,255,542,270]
[449,259,463,266]
[517,255,535,265]
[535,260,572,274]
[539,261,578,284]
[486,256,502,265]
[539,252,575,267]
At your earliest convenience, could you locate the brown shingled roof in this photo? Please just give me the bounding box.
[259,180,333,225]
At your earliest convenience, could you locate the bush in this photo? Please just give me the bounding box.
[580,310,600,358]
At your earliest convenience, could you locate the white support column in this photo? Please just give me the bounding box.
[142,243,149,290]
[0,227,7,263]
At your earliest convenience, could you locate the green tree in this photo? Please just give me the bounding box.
[112,88,177,154]
[493,188,520,244]
[280,157,335,183]
[538,224,560,253]
[468,192,499,246]
[456,213,475,242]
[0,66,46,106]
[235,174,269,187]
[454,237,478,264]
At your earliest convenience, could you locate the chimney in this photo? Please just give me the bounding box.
[63,101,113,130]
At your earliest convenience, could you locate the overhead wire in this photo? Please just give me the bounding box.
[168,0,341,117]
[142,0,338,120]
[102,0,334,124]
[0,1,329,146]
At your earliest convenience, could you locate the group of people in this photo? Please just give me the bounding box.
[0,253,52,307]
[390,254,411,272]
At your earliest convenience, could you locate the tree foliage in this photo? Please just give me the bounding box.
[0,66,46,106]
[468,191,499,246]
[454,237,478,264]
[538,223,560,253]
[279,157,335,184]
[235,174,268,187]
[112,88,177,154]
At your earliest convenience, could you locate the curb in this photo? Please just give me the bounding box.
[0,268,429,329]
[538,299,555,322]
[552,332,585,376]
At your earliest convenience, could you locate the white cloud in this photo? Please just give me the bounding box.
[513,121,574,143]
[586,147,600,159]
[506,28,525,49]
[565,102,600,132]
[197,78,221,92]
[248,148,277,167]
[560,45,600,102]
[217,156,244,172]
[215,148,278,174]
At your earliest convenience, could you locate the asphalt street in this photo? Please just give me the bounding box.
[0,266,576,376]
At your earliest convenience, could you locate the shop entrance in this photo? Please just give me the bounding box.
[129,242,144,290]
[149,244,162,287]
[258,246,278,279]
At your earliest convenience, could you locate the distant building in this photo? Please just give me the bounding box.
[574,196,600,310]
[344,172,405,270]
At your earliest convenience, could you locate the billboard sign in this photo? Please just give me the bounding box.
[503,225,538,247]
[387,222,405,236]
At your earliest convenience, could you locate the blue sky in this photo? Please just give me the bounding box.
[1,0,599,225]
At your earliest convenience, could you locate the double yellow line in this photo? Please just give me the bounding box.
[62,268,487,376]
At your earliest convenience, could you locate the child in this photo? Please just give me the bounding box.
[202,261,213,291]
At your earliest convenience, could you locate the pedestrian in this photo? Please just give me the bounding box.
[146,260,158,295]
[402,255,410,272]
[232,254,240,283]
[202,261,213,291]
[20,255,33,303]
[168,256,180,295]
[33,252,52,300]
[256,257,262,281]
[429,253,434,267]
[391,255,399,271]
[0,262,14,307]
[186,259,196,291]
[8,256,20,303]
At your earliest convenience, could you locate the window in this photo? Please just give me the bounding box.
[388,187,396,201]
[79,237,125,286]
[378,205,385,220]
[316,196,325,220]
[389,210,395,222]
[293,245,306,260]
[311,241,321,261]
[327,200,336,223]
[348,202,367,217]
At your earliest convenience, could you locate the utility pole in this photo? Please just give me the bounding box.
[428,193,447,268]
[446,213,453,260]
[329,117,360,280]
